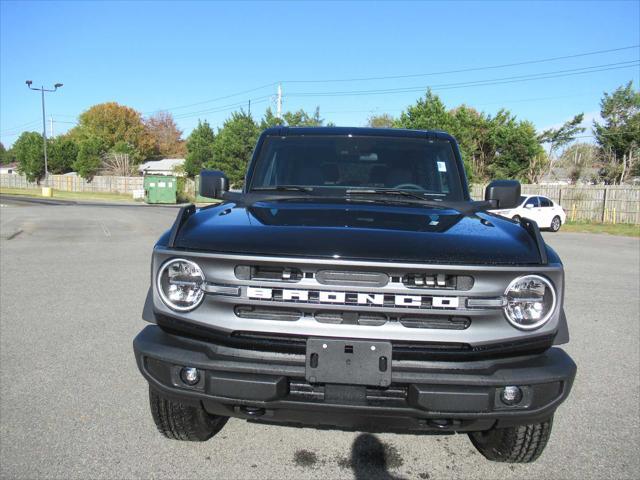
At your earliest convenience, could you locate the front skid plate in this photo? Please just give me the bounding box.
[305,338,392,387]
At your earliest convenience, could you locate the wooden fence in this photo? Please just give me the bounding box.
[0,174,144,194]
[470,184,640,224]
[1,173,639,224]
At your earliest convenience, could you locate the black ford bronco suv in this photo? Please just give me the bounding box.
[133,127,576,463]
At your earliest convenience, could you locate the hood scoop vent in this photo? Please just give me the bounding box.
[316,270,389,287]
[235,265,303,282]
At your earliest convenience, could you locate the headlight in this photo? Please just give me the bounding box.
[503,275,556,330]
[157,259,205,311]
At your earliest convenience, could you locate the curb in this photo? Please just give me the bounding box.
[0,194,186,208]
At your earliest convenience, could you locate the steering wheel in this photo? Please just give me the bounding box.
[393,183,423,191]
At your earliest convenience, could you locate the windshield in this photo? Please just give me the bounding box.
[248,135,465,200]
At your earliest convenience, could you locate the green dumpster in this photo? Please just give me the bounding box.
[144,175,177,204]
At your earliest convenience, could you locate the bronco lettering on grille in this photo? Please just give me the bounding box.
[246,287,459,309]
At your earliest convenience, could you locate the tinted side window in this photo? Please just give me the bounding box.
[540,197,552,207]
[524,197,539,208]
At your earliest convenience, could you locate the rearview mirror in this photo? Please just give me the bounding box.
[485,180,521,209]
[200,170,229,199]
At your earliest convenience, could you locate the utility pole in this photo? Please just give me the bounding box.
[25,80,63,184]
[248,99,251,116]
[276,84,282,119]
[50,115,54,138]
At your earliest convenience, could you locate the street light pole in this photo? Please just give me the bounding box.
[25,80,63,184]
[40,87,48,180]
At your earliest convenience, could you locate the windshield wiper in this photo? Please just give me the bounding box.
[251,185,314,193]
[345,188,439,203]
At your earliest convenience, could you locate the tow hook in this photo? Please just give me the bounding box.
[239,406,266,417]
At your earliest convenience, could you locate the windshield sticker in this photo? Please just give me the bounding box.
[437,161,447,172]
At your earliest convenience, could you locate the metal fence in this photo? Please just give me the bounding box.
[0,174,144,194]
[470,184,640,224]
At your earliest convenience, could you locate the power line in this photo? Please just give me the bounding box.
[159,61,638,120]
[574,130,640,138]
[1,117,77,138]
[4,46,638,139]
[133,45,640,116]
[171,96,271,120]
[144,82,277,115]
[286,61,639,98]
[0,119,42,134]
[281,45,639,84]
[322,92,603,115]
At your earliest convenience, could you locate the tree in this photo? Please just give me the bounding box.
[538,114,585,176]
[559,143,599,184]
[449,106,494,182]
[367,113,395,128]
[395,90,453,132]
[487,114,544,181]
[47,136,78,174]
[184,120,216,177]
[70,102,155,163]
[260,107,285,130]
[259,106,325,130]
[1,141,17,165]
[212,111,260,185]
[145,111,186,158]
[593,82,640,184]
[13,132,44,182]
[283,107,324,127]
[102,152,134,176]
[73,136,105,181]
[395,90,545,183]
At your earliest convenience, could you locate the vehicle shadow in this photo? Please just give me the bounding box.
[348,433,407,480]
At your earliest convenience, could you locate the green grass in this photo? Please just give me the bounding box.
[562,221,640,237]
[0,187,135,203]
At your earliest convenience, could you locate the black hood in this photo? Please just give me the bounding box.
[170,200,542,265]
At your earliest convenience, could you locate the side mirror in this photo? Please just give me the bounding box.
[485,180,520,209]
[525,203,534,209]
[200,170,229,199]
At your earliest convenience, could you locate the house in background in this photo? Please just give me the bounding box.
[0,162,18,175]
[138,158,185,176]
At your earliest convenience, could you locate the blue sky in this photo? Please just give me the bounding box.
[1,0,638,147]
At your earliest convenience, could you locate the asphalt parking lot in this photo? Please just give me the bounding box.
[1,197,638,480]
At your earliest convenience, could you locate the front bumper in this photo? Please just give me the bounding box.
[133,325,576,433]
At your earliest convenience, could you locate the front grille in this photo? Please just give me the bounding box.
[399,315,470,330]
[235,306,301,321]
[247,287,460,310]
[314,311,388,326]
[402,273,474,290]
[315,270,389,287]
[288,381,407,407]
[157,315,555,361]
[235,265,303,282]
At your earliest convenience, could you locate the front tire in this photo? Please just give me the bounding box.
[550,216,561,232]
[149,387,228,441]
[468,416,553,463]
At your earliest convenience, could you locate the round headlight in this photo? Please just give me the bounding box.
[503,275,556,330]
[157,259,205,311]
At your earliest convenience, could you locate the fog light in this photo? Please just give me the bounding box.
[180,367,200,386]
[501,386,523,405]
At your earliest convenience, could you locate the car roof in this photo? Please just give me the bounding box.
[261,126,458,143]
[523,195,551,201]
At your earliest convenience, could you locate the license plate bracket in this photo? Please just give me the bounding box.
[305,338,392,387]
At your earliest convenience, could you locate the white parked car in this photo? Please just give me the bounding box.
[491,195,566,232]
